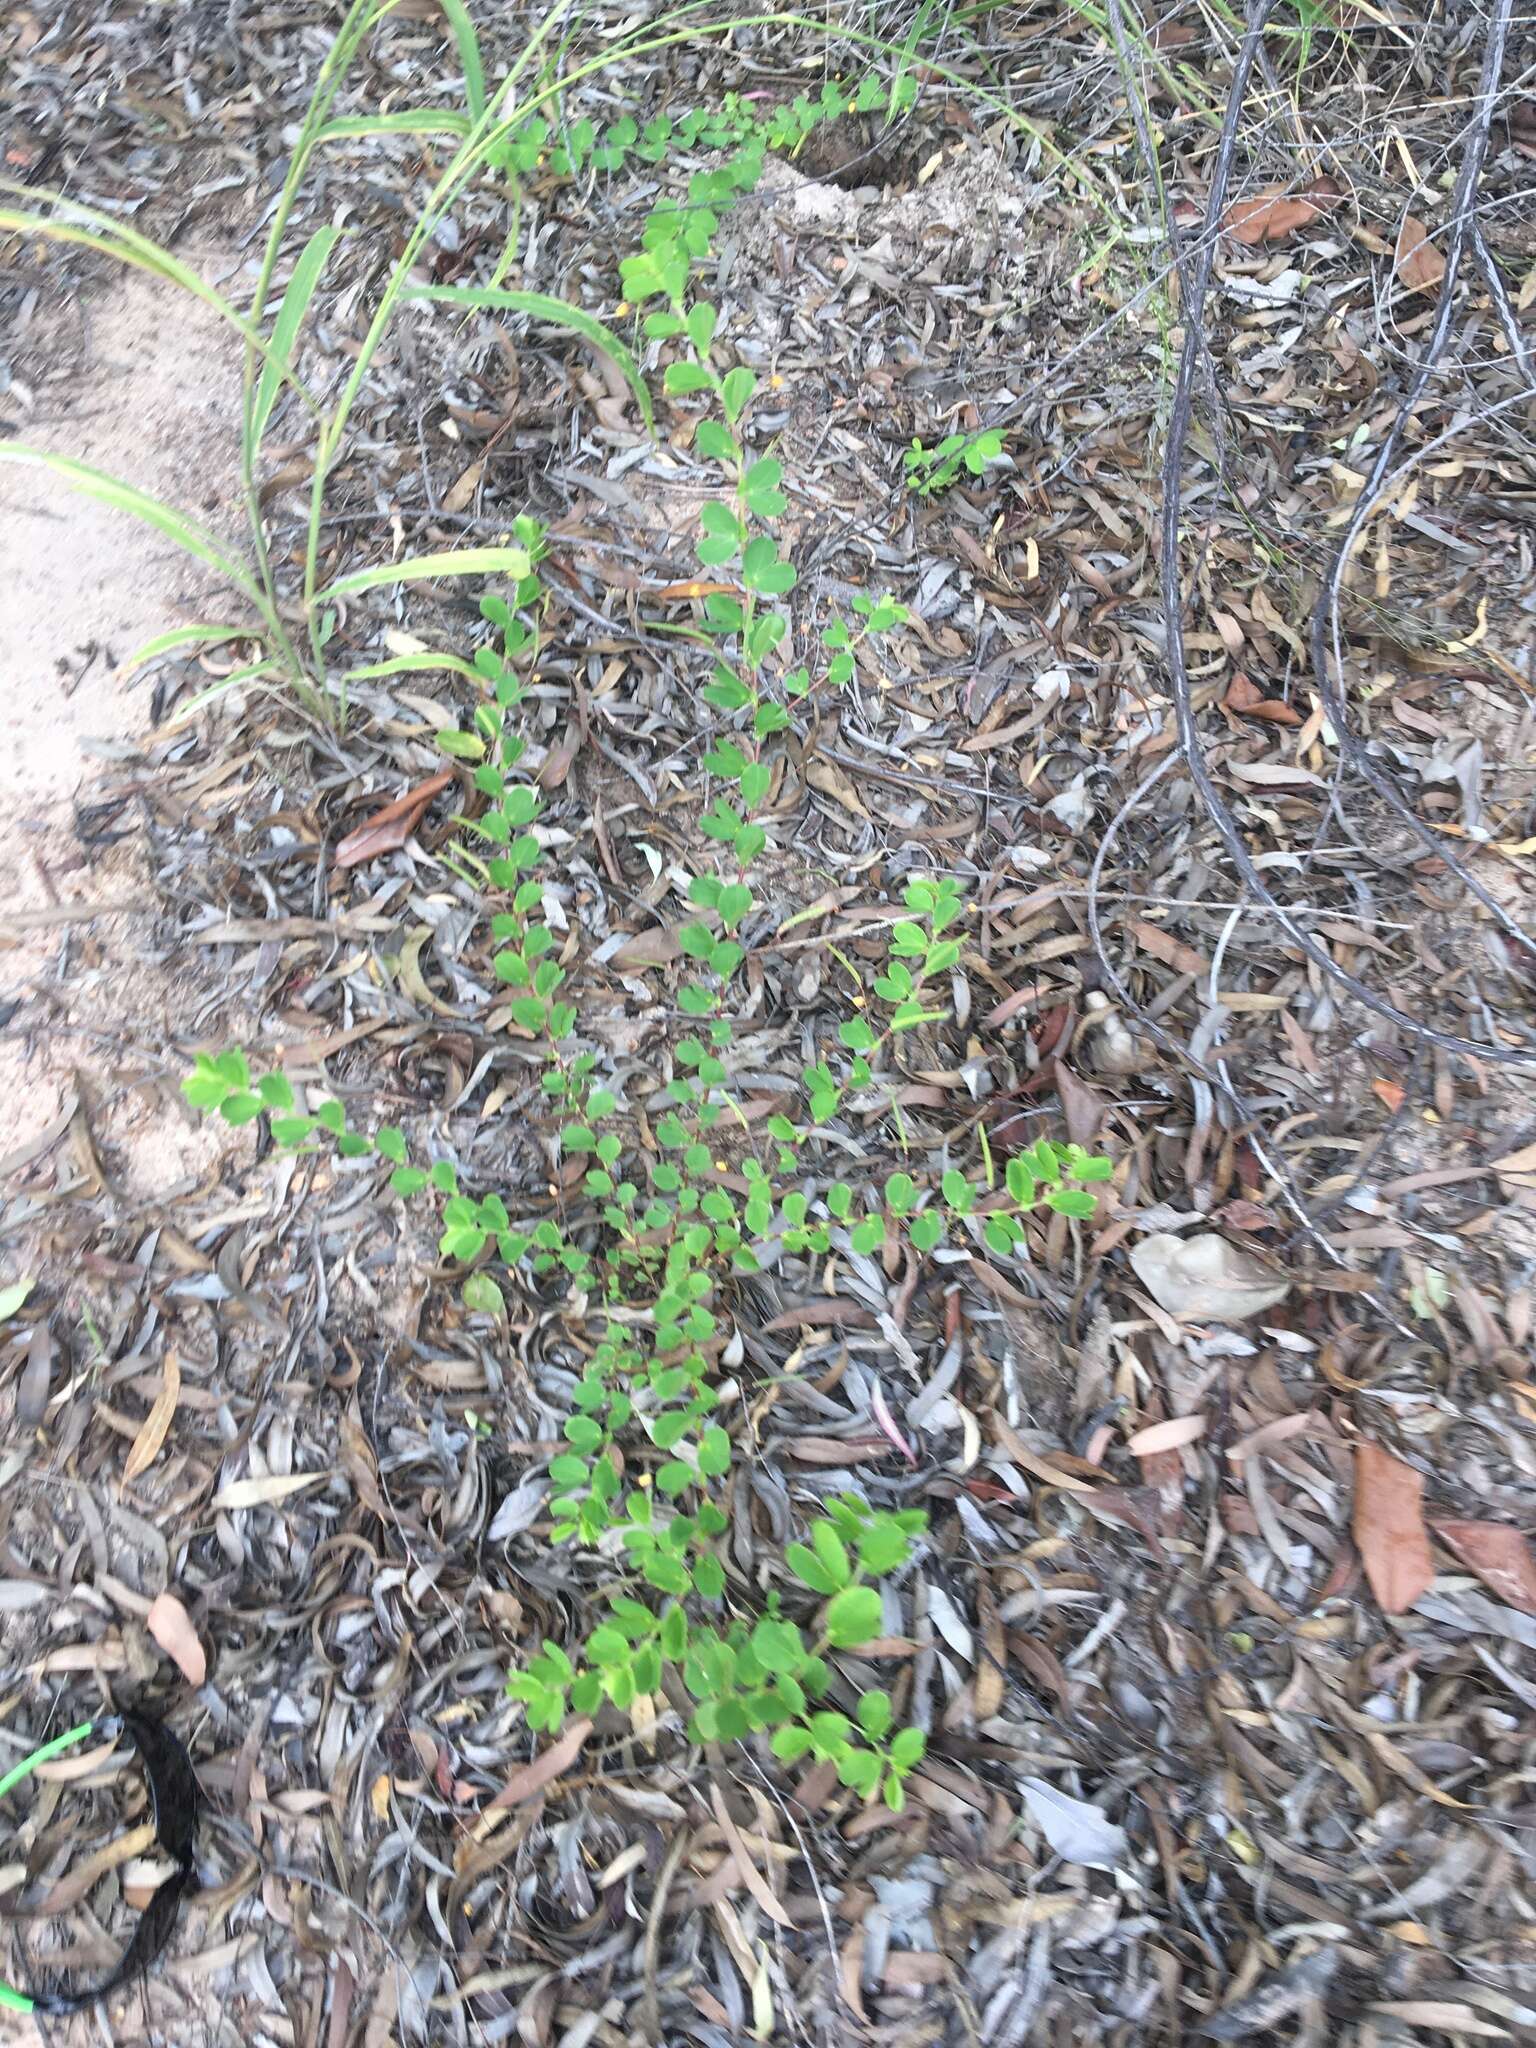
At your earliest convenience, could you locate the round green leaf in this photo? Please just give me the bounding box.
[697,1424,732,1477]
[825,1584,882,1649]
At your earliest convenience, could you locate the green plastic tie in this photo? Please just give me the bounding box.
[0,1719,97,1802]
[0,1719,97,2011]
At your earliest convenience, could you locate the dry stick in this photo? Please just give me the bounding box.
[1308,0,1536,969]
[1472,219,1536,394]
[1083,753,1364,1280]
[738,1751,846,2017]
[1069,12,1515,1269]
[1159,0,1535,1067]
[1083,6,1505,1300]
[640,1828,692,2045]
[1082,1,1379,1264]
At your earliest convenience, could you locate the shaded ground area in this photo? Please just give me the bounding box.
[2,3,1536,2046]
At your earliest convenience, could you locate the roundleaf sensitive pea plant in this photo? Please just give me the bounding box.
[904,425,1007,497]
[182,18,1114,1804]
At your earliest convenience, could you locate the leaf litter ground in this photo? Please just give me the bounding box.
[2,3,1536,2044]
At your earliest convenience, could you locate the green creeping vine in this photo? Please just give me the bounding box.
[489,71,915,187]
[905,425,1007,497]
[187,79,1113,1808]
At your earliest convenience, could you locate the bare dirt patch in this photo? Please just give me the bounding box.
[1,255,244,1185]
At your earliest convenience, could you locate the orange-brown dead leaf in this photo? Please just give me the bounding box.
[39,1820,158,1916]
[1130,919,1210,978]
[651,579,741,602]
[484,1716,593,1814]
[1371,1076,1407,1114]
[1354,1441,1435,1614]
[146,1589,207,1685]
[335,768,455,868]
[1431,1519,1536,1616]
[1224,672,1303,725]
[1223,176,1340,245]
[536,727,581,790]
[123,1350,181,1483]
[1395,216,1447,294]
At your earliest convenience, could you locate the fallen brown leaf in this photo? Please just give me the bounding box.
[1052,1058,1104,1151]
[536,727,582,790]
[1217,1198,1279,1233]
[610,924,683,970]
[786,1437,892,1464]
[709,1782,794,1927]
[805,753,871,821]
[1431,1518,1536,1616]
[761,1299,878,1333]
[146,1589,207,1685]
[1395,215,1446,294]
[1224,176,1340,245]
[341,1397,388,1519]
[1488,1136,1536,1180]
[1354,1442,1435,1614]
[1225,672,1303,725]
[484,1715,593,1813]
[123,1350,181,1483]
[38,1820,158,1916]
[335,768,455,868]
[1126,1412,1208,1457]
[1130,919,1210,978]
[440,454,487,515]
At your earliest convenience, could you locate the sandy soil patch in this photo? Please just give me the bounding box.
[1,253,245,1189]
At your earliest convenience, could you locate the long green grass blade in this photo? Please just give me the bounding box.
[247,225,342,459]
[432,0,488,123]
[0,445,261,603]
[317,545,532,602]
[176,660,286,719]
[341,651,483,684]
[120,625,249,676]
[0,197,319,418]
[409,285,656,435]
[316,110,473,143]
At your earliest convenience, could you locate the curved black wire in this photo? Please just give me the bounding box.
[21,1709,199,2018]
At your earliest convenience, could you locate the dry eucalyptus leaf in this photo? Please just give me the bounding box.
[334,767,454,868]
[1018,1778,1127,1869]
[212,1472,330,1511]
[1355,1442,1435,1615]
[484,1716,593,1813]
[146,1590,207,1685]
[1395,214,1446,293]
[609,924,683,971]
[1431,1519,1536,1616]
[1128,1234,1291,1321]
[17,1320,52,1428]
[1223,177,1340,245]
[123,1351,181,1483]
